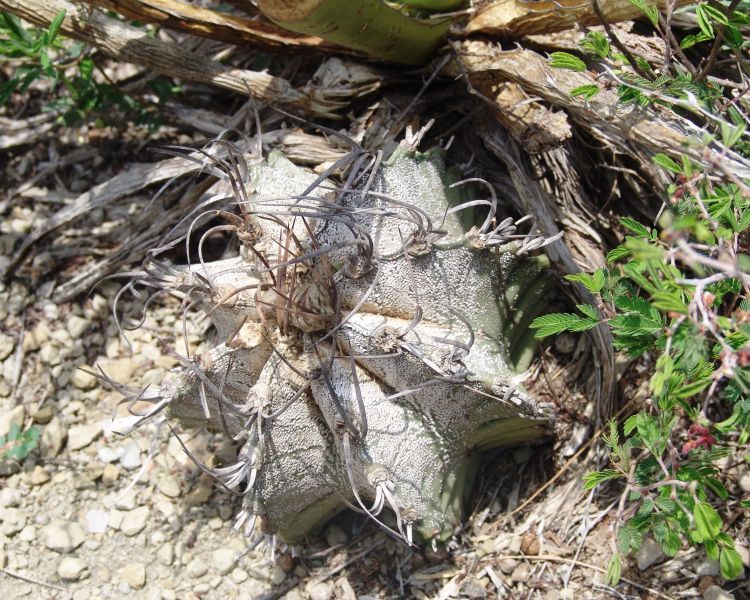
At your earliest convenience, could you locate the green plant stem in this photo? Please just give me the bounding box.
[255,0,453,65]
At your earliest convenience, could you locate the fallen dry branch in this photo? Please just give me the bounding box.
[88,0,347,53]
[465,0,693,36]
[0,0,350,119]
[453,41,750,178]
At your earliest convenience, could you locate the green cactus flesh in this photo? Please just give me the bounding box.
[114,139,558,544]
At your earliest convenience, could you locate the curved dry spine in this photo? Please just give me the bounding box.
[106,134,559,545]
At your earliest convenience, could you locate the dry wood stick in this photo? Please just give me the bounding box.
[465,0,695,37]
[0,0,346,118]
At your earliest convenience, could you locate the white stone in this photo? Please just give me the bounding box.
[636,537,664,571]
[157,475,181,498]
[71,368,97,390]
[739,469,750,494]
[58,557,88,581]
[98,447,123,463]
[66,316,91,339]
[0,405,24,438]
[119,562,146,590]
[231,568,248,584]
[120,506,149,536]
[703,586,735,600]
[0,333,14,360]
[40,417,65,457]
[186,557,208,578]
[120,440,142,470]
[156,543,174,566]
[0,487,22,507]
[39,344,61,366]
[67,423,101,451]
[308,582,333,600]
[211,548,236,575]
[42,520,86,553]
[1,507,27,536]
[85,509,109,534]
[96,357,134,383]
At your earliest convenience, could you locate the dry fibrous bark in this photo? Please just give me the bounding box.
[0,0,359,119]
[479,82,572,154]
[88,0,342,52]
[464,0,694,36]
[452,41,750,180]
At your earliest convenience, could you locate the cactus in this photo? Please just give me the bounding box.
[108,130,560,545]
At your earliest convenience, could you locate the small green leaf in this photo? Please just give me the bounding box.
[695,4,715,38]
[565,269,605,293]
[650,292,688,314]
[652,153,683,174]
[530,313,599,338]
[549,52,587,72]
[583,469,621,489]
[619,217,652,237]
[720,121,746,149]
[607,245,631,263]
[719,544,743,580]
[605,553,622,586]
[694,502,722,541]
[569,84,600,100]
[46,9,66,45]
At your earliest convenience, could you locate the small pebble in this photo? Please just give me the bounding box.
[120,441,142,470]
[58,557,88,581]
[211,548,236,575]
[67,423,101,451]
[119,562,146,590]
[1,508,27,536]
[42,520,86,554]
[120,506,149,536]
[307,582,333,600]
[186,557,208,578]
[157,543,174,566]
[29,465,51,485]
[102,463,120,486]
[85,509,109,534]
[231,568,248,584]
[66,315,91,339]
[157,475,181,498]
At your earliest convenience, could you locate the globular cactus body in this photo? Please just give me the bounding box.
[114,137,558,544]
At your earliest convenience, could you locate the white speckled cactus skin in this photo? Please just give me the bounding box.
[112,137,558,544]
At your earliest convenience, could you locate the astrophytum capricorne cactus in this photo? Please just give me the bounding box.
[106,128,560,546]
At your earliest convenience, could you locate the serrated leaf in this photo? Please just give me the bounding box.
[652,153,683,174]
[530,313,598,338]
[607,245,631,263]
[720,545,743,580]
[619,217,651,238]
[565,269,605,293]
[675,378,712,398]
[549,52,587,72]
[605,553,622,586]
[694,502,722,541]
[569,84,600,100]
[583,468,621,489]
[720,121,746,149]
[47,10,66,45]
[577,304,599,319]
[696,5,715,38]
[651,291,688,314]
[623,414,638,436]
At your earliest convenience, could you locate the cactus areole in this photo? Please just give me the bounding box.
[111,133,559,545]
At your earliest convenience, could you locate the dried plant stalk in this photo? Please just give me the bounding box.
[465,0,695,36]
[0,0,350,118]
